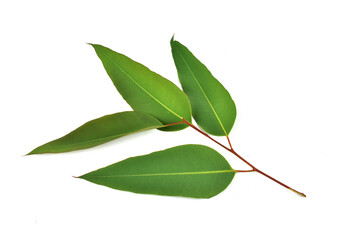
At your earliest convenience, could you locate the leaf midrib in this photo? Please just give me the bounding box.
[42,125,160,150]
[102,51,182,119]
[173,45,228,135]
[84,169,236,178]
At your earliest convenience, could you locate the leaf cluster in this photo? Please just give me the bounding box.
[28,37,305,198]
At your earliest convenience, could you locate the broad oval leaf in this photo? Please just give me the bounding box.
[79,144,236,198]
[170,37,236,136]
[28,111,163,154]
[91,44,191,131]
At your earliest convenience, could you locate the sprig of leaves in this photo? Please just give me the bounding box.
[28,37,306,198]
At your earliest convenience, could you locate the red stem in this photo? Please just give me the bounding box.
[164,120,186,127]
[181,118,306,197]
[226,136,234,150]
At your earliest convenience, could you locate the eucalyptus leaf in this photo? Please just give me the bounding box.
[90,44,191,131]
[28,111,163,154]
[79,144,236,198]
[171,37,236,136]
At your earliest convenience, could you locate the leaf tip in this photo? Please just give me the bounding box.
[87,43,101,50]
[26,149,37,156]
[170,34,179,47]
[76,174,87,180]
[26,146,47,155]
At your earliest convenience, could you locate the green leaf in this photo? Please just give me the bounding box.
[90,44,192,131]
[79,144,236,198]
[28,111,163,155]
[170,37,236,136]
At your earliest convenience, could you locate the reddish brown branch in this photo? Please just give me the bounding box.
[226,136,234,150]
[163,119,186,127]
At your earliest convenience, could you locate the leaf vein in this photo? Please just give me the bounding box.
[85,170,236,178]
[174,47,228,135]
[40,126,159,151]
[103,52,182,119]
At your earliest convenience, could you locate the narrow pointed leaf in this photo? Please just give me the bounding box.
[171,38,236,136]
[90,44,191,131]
[79,144,236,198]
[28,111,163,154]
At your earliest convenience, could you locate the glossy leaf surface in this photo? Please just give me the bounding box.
[91,44,191,131]
[28,111,163,154]
[79,144,236,198]
[171,38,236,136]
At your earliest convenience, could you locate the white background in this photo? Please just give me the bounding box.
[1,0,359,239]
